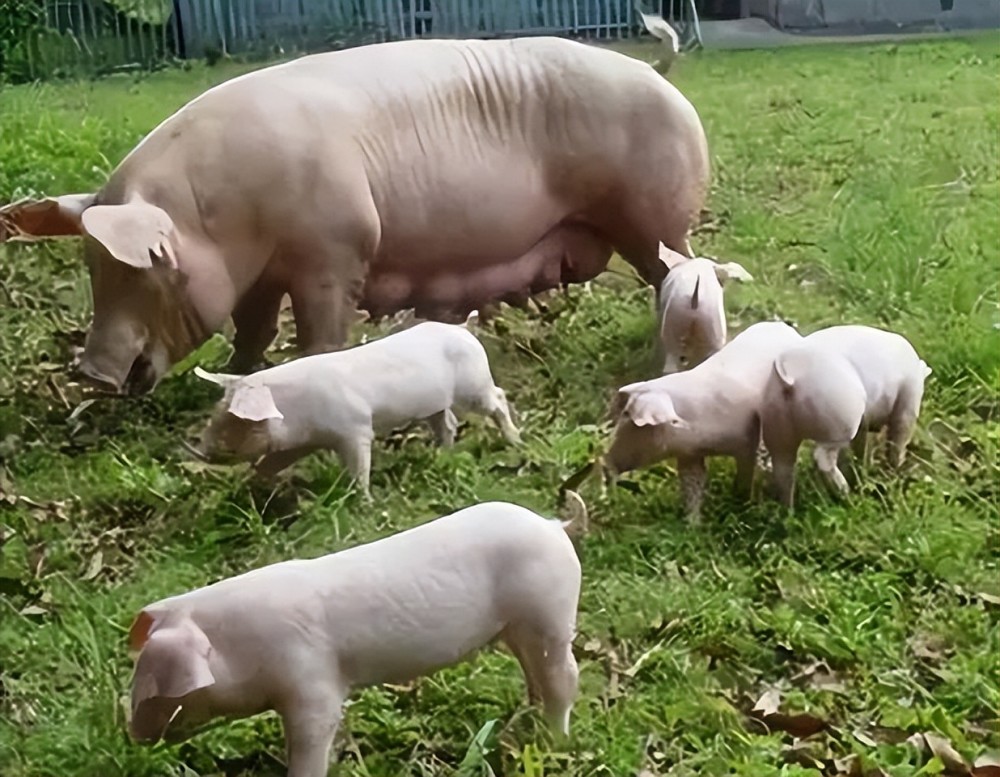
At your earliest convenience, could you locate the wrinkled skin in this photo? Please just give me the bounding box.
[128,502,582,777]
[0,33,709,395]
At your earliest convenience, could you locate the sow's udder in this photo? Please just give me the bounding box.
[362,225,614,318]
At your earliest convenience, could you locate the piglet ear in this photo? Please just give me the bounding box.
[228,382,283,422]
[128,609,157,656]
[132,622,216,707]
[713,261,754,284]
[625,391,688,428]
[193,366,241,389]
[657,243,692,271]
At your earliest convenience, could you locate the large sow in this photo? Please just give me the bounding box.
[0,36,709,395]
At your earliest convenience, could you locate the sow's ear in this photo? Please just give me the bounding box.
[0,193,96,242]
[80,199,176,270]
[129,611,216,706]
[228,381,283,422]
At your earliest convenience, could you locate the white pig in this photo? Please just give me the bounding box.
[126,501,582,777]
[602,321,803,521]
[193,312,520,497]
[760,324,931,508]
[657,244,753,374]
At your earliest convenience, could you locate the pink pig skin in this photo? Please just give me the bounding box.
[761,324,931,508]
[128,501,582,777]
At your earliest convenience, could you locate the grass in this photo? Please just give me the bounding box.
[1,35,998,777]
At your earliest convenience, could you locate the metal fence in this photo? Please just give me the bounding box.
[3,0,698,81]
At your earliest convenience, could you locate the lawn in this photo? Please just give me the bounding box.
[0,34,998,777]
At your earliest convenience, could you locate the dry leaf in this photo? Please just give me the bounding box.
[924,731,971,775]
[82,550,103,581]
[974,753,1000,769]
[753,689,782,717]
[748,689,827,738]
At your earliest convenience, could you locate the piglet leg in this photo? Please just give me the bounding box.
[488,387,522,445]
[732,447,757,499]
[677,456,707,523]
[336,435,373,501]
[768,449,798,509]
[813,444,850,496]
[506,630,578,736]
[281,690,345,777]
[428,409,458,448]
[255,447,313,479]
[887,391,920,468]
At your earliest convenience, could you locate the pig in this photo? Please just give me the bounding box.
[601,321,804,522]
[0,32,709,396]
[656,244,753,373]
[126,501,582,777]
[760,324,931,508]
[193,312,520,497]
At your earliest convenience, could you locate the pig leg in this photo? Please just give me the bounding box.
[428,409,458,448]
[479,387,522,445]
[229,278,286,373]
[732,419,761,498]
[732,448,757,499]
[850,423,870,468]
[507,629,578,735]
[280,689,345,777]
[334,434,373,501]
[677,456,707,523]
[255,447,313,478]
[288,249,368,355]
[886,389,921,468]
[500,626,542,704]
[813,444,850,496]
[768,448,799,509]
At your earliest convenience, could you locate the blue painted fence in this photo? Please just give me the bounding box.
[4,0,697,80]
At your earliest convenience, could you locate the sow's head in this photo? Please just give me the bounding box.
[0,193,209,395]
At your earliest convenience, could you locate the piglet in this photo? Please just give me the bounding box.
[193,312,520,497]
[602,321,803,521]
[657,244,753,374]
[127,501,581,777]
[760,324,931,508]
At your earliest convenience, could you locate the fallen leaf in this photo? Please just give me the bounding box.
[753,689,782,717]
[924,732,971,775]
[974,753,1000,769]
[82,550,103,581]
[748,689,828,738]
[764,712,828,739]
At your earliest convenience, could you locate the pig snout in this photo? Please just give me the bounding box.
[604,422,663,475]
[76,340,160,396]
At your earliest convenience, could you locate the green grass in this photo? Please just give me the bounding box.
[1,36,999,777]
